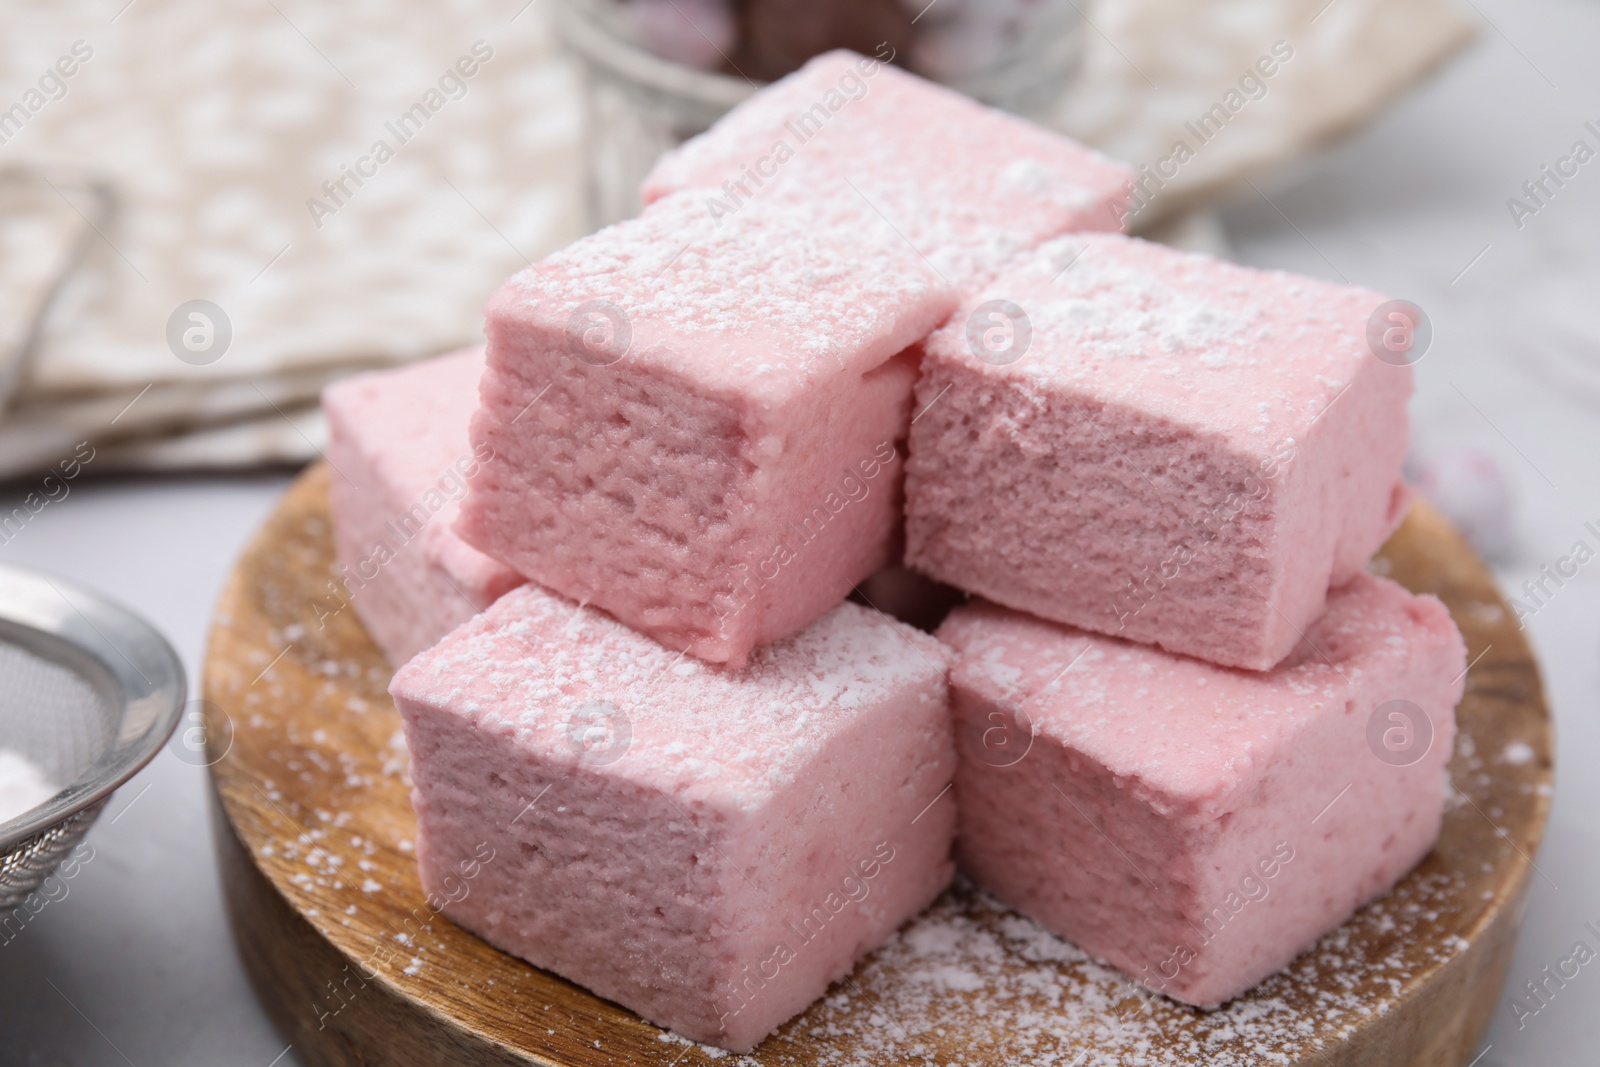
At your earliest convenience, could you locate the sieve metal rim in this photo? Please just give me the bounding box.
[0,563,185,851]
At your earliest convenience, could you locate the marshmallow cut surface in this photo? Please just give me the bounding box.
[457,190,955,666]
[389,587,957,1051]
[936,573,1464,1007]
[906,233,1414,670]
[643,50,1133,291]
[323,348,523,666]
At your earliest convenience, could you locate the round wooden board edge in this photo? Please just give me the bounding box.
[202,463,1556,1067]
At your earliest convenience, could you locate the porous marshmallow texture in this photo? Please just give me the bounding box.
[907,233,1415,670]
[323,348,524,666]
[643,50,1133,291]
[456,190,956,666]
[390,587,957,1051]
[937,573,1465,1007]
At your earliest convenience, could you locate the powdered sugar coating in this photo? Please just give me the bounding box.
[395,585,947,808]
[489,189,954,399]
[459,191,952,666]
[905,233,1414,670]
[941,575,1461,810]
[390,585,956,1050]
[643,51,1133,291]
[936,574,1465,1006]
[936,232,1400,448]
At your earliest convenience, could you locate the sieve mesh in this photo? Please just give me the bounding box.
[0,565,184,915]
[0,634,120,911]
[0,637,115,789]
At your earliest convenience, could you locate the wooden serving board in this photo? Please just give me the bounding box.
[202,464,1553,1067]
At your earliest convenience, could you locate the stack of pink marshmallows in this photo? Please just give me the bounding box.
[321,51,1466,1052]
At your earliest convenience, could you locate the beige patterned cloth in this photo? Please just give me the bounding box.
[1054,0,1474,225]
[0,0,1471,478]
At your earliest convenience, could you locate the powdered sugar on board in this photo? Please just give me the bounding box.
[721,870,1472,1066]
[215,468,1550,1066]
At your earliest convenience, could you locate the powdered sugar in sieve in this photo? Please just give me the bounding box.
[0,565,184,910]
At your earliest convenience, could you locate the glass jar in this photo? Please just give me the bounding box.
[554,0,1085,228]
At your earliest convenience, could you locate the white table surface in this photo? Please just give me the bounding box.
[2,0,1598,1063]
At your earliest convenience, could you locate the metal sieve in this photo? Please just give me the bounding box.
[0,563,184,910]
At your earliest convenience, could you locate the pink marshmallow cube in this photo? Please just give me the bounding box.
[906,233,1415,671]
[389,587,956,1051]
[456,190,955,667]
[323,348,524,665]
[642,50,1133,291]
[937,573,1465,1007]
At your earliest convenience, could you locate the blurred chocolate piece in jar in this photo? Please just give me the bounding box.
[738,0,914,80]
[626,0,738,69]
[904,0,1087,116]
[909,0,1055,81]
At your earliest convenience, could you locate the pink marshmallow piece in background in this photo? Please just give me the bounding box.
[323,347,525,666]
[937,572,1465,1007]
[456,189,955,667]
[642,50,1134,292]
[389,586,956,1051]
[906,232,1415,671]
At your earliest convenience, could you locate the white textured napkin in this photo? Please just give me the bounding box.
[1054,0,1474,225]
[0,0,1471,478]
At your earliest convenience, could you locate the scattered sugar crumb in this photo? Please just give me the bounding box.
[238,504,1544,1065]
[1501,741,1534,765]
[733,871,1473,1066]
